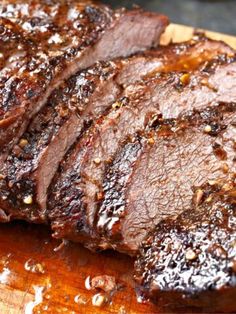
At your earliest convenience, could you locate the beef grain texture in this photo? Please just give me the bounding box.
[96,105,236,254]
[48,55,236,251]
[0,36,226,223]
[0,0,168,160]
[134,182,236,313]
[0,61,121,223]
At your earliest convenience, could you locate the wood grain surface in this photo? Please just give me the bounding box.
[0,24,235,314]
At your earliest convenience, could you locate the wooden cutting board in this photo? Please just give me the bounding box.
[0,24,236,314]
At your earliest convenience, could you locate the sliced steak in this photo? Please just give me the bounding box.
[0,61,121,223]
[0,36,228,224]
[124,55,236,121]
[97,134,146,247]
[0,37,226,223]
[116,35,235,85]
[0,0,168,159]
[48,57,236,250]
[134,181,236,313]
[102,106,236,254]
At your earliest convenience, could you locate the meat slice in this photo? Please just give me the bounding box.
[97,135,145,245]
[134,182,236,313]
[105,106,236,254]
[0,0,168,159]
[0,62,121,223]
[0,36,226,223]
[48,56,236,250]
[124,55,236,121]
[97,105,236,254]
[116,35,235,85]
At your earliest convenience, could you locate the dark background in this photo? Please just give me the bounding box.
[104,0,236,35]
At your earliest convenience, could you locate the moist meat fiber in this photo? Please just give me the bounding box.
[0,0,168,222]
[0,1,236,310]
[103,107,236,254]
[0,36,228,223]
[48,55,236,252]
[0,62,121,222]
[0,0,168,159]
[134,182,236,313]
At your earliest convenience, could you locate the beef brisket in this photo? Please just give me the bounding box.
[100,106,236,254]
[116,35,235,85]
[0,61,121,222]
[0,0,168,159]
[48,55,236,251]
[134,181,236,312]
[123,55,236,121]
[0,2,235,310]
[0,36,225,223]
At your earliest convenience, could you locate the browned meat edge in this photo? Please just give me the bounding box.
[0,36,228,223]
[102,105,236,254]
[134,181,236,313]
[48,55,236,252]
[0,1,168,160]
[0,61,121,222]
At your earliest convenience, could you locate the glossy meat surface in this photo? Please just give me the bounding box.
[0,0,169,222]
[0,0,168,158]
[135,182,236,312]
[48,53,236,251]
[97,105,236,254]
[0,0,111,153]
[0,61,120,222]
[1,35,221,223]
[0,3,236,310]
